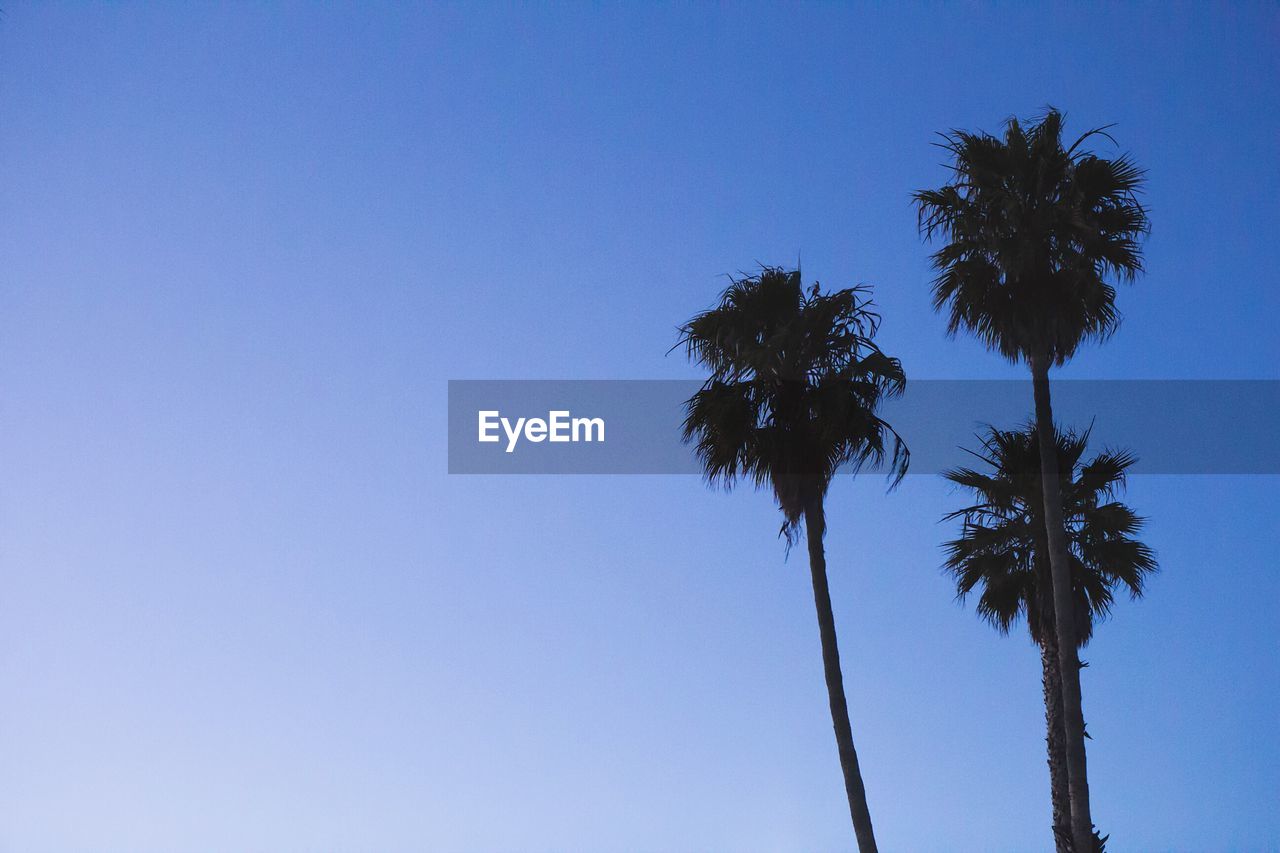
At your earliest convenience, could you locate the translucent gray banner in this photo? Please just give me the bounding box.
[447,380,1279,475]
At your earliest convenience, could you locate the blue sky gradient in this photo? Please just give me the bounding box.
[1,4,1277,851]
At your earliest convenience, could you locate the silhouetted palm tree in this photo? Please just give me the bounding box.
[679,267,907,853]
[943,425,1156,850]
[915,108,1148,851]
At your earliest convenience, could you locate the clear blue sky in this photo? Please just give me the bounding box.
[1,4,1277,851]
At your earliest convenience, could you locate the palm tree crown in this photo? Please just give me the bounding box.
[943,425,1157,646]
[679,267,908,539]
[915,108,1148,366]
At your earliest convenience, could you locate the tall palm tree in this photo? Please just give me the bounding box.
[679,267,907,853]
[943,425,1157,851]
[915,108,1148,851]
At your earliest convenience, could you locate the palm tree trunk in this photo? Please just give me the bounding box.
[804,496,878,853]
[1030,355,1094,851]
[1040,627,1072,852]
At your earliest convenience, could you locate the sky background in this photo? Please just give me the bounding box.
[1,3,1278,851]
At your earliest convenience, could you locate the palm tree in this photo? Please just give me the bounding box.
[943,425,1156,850]
[915,108,1148,851]
[679,267,907,852]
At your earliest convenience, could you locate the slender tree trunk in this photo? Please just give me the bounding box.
[1040,627,1072,852]
[803,496,878,853]
[1030,355,1094,851]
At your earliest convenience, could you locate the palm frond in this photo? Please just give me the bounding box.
[941,423,1157,646]
[680,266,910,536]
[916,108,1148,366]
